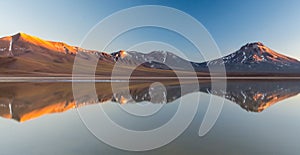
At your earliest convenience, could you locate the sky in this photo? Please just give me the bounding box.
[1,0,300,61]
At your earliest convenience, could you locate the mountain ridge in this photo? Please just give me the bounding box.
[0,32,300,77]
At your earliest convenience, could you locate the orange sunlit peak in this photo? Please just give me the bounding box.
[119,50,128,58]
[15,32,31,38]
[18,32,26,35]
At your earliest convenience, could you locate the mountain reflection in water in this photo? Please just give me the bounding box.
[0,80,299,122]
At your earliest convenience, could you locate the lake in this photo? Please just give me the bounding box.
[0,80,299,154]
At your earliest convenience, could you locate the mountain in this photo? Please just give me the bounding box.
[112,42,300,76]
[0,32,299,77]
[0,33,180,77]
[0,32,84,76]
[111,50,195,71]
[202,42,300,76]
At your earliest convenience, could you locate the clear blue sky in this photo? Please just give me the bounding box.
[1,0,300,60]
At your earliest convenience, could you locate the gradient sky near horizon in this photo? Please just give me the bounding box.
[1,0,300,60]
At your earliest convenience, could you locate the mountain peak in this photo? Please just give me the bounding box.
[15,32,28,36]
[240,42,265,50]
[206,42,300,69]
[234,42,298,63]
[13,32,44,42]
[0,32,81,54]
[12,32,31,39]
[119,50,128,58]
[111,50,128,61]
[0,32,31,41]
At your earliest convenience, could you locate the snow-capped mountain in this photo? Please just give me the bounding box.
[208,42,299,65]
[0,32,299,77]
[111,50,196,71]
[201,42,300,75]
[111,42,300,76]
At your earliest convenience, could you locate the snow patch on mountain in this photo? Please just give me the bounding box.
[9,38,13,52]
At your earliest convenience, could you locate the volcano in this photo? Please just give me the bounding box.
[202,42,300,76]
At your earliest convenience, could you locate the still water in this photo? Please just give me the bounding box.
[0,80,299,154]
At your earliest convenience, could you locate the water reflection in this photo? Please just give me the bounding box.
[0,80,299,122]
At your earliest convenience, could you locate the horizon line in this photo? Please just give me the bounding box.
[0,76,300,82]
